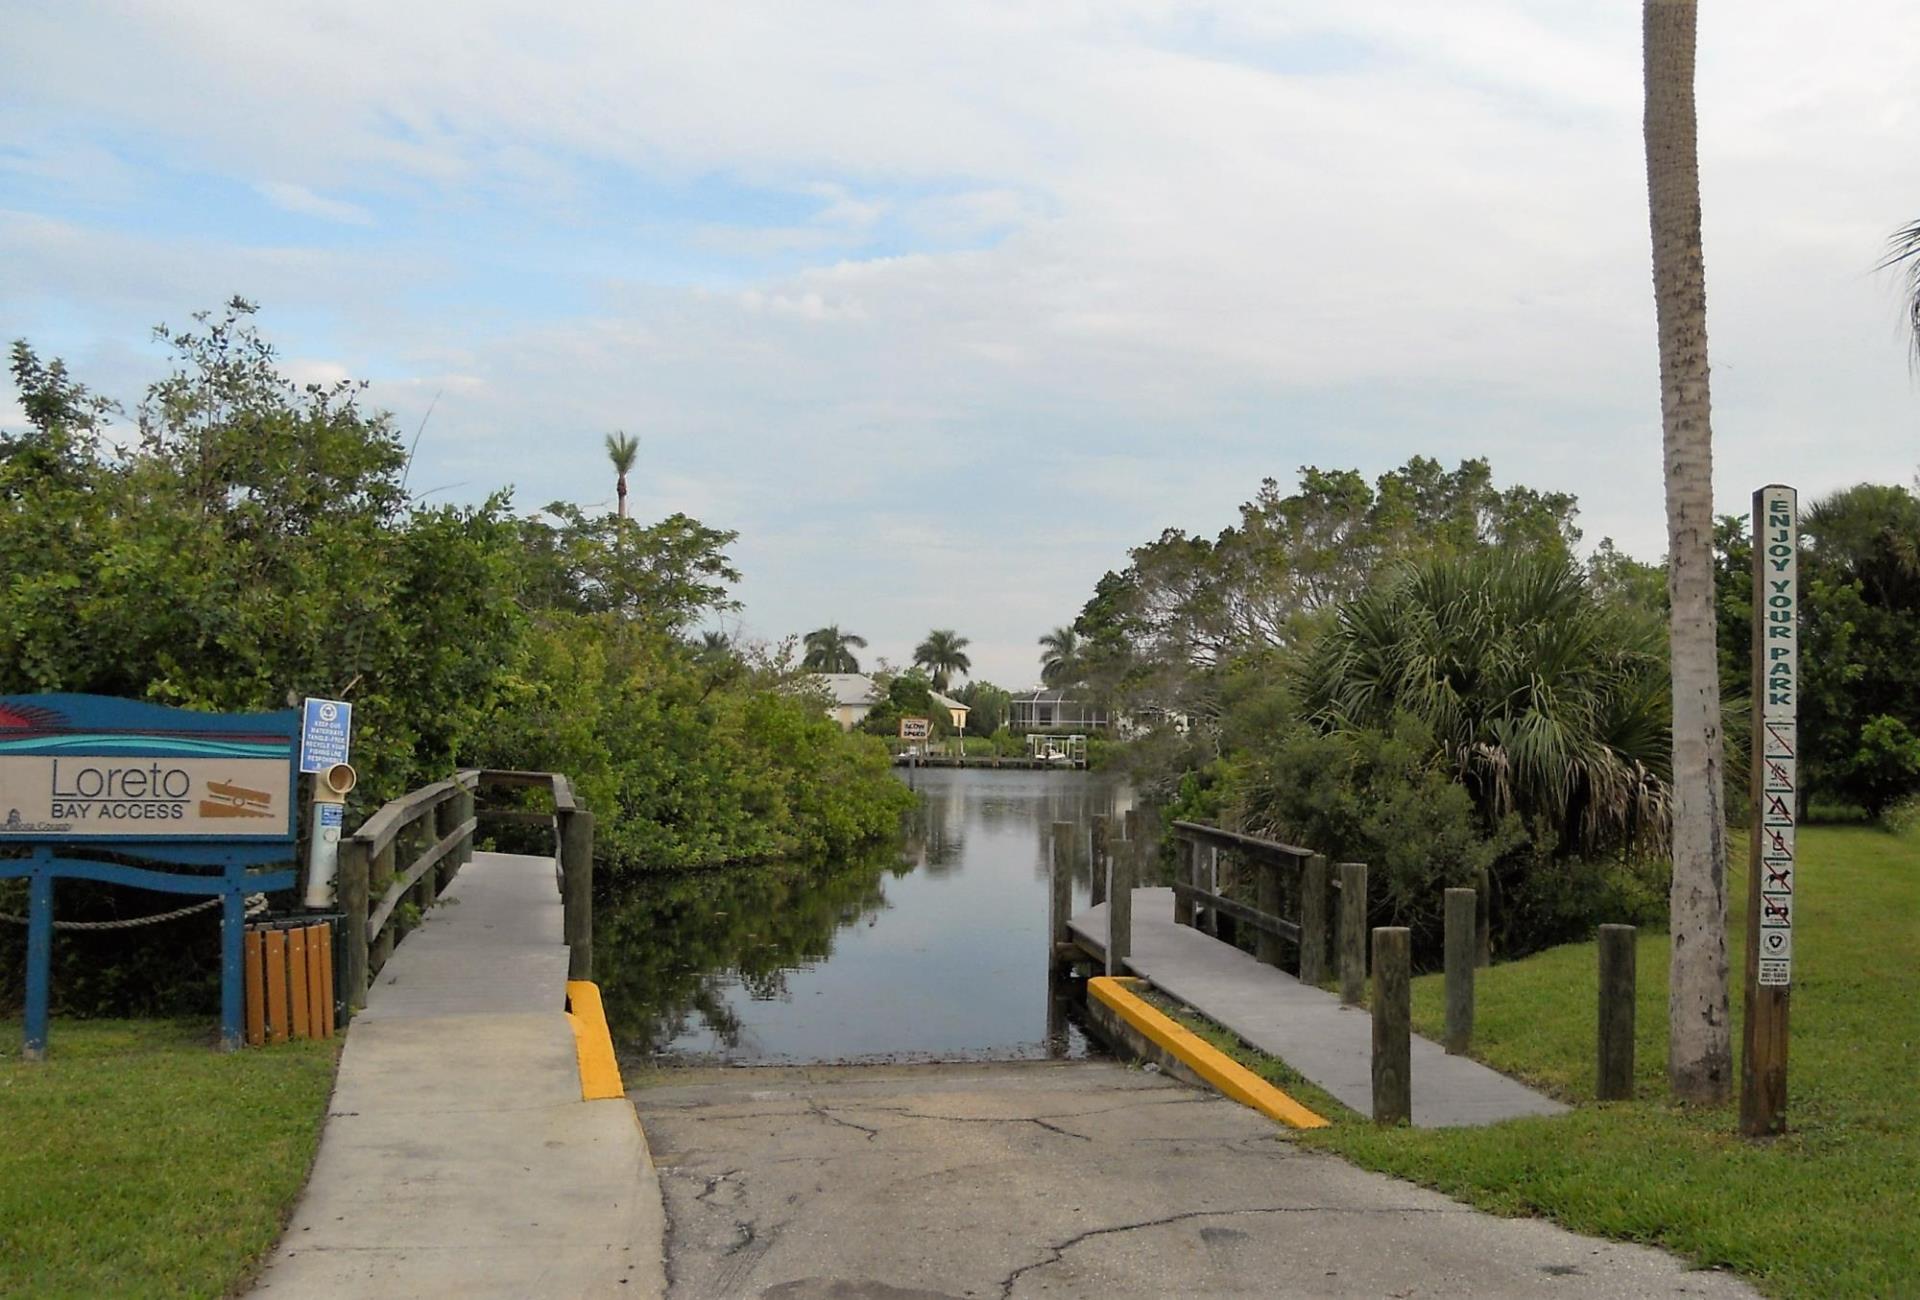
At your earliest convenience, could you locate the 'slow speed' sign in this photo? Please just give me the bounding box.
[898,717,931,742]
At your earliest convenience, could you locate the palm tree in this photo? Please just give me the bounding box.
[1644,0,1731,1105]
[1883,221,1920,367]
[802,625,867,673]
[913,630,972,691]
[1298,550,1671,860]
[1038,626,1082,687]
[604,431,639,520]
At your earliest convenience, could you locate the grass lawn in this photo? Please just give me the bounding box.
[1158,823,1918,1299]
[0,1018,337,1298]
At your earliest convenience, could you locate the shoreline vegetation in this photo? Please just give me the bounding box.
[1,303,913,1017]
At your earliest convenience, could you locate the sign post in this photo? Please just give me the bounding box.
[299,699,355,909]
[1741,484,1796,1136]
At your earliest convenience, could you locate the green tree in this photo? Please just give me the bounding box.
[802,625,867,673]
[1298,549,1671,861]
[604,431,639,520]
[912,629,971,690]
[1038,625,1083,686]
[1644,0,1731,1103]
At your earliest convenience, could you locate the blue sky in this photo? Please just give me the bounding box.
[3,2,1916,686]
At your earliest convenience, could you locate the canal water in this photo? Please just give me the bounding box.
[597,769,1131,1066]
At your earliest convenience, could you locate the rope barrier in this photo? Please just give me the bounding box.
[0,893,271,930]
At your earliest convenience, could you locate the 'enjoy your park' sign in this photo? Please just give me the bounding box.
[1756,486,1797,988]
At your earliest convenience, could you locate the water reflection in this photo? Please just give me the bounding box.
[598,770,1132,1065]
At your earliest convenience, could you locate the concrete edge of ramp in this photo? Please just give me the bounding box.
[252,851,667,1297]
[1088,975,1328,1128]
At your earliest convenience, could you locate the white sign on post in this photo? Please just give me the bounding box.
[300,698,353,775]
[1756,487,1797,987]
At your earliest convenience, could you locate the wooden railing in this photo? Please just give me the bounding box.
[1169,820,1348,989]
[337,769,593,1010]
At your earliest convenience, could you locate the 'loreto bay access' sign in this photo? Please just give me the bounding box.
[0,695,297,843]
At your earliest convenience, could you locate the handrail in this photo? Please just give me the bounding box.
[1169,820,1313,861]
[1168,819,1341,983]
[336,768,593,1012]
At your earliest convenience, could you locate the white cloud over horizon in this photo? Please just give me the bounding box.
[2,2,1916,686]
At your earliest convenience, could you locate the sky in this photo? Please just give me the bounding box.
[3,2,1916,688]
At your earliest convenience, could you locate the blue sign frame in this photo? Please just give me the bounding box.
[0,695,301,1056]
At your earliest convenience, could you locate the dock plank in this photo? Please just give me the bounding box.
[1071,888,1566,1128]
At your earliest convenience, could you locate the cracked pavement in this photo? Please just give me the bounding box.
[634,1060,1756,1300]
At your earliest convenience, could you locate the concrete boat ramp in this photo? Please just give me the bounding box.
[255,864,1752,1299]
[1071,888,1567,1127]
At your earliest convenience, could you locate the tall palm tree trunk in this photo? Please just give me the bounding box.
[1645,0,1731,1104]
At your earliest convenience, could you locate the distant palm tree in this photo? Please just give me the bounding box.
[913,629,972,691]
[1038,626,1082,687]
[1884,220,1920,366]
[697,630,734,657]
[604,431,639,520]
[803,625,867,673]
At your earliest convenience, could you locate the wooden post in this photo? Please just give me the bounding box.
[1371,927,1412,1124]
[305,924,329,1040]
[244,928,266,1047]
[1255,855,1284,968]
[1742,483,1797,1138]
[1598,924,1637,1101]
[1108,817,1133,976]
[1049,821,1073,956]
[370,839,396,973]
[562,809,595,981]
[1338,862,1368,1005]
[264,929,289,1045]
[288,927,312,1040]
[339,838,370,1009]
[1299,855,1328,985]
[1173,836,1195,927]
[1090,815,1108,908]
[315,922,336,1038]
[1475,866,1492,968]
[1444,887,1475,1054]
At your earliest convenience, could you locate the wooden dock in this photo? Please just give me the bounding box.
[893,754,1087,771]
[1068,888,1566,1128]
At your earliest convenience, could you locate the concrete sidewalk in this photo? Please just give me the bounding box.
[253,851,666,1298]
[639,1061,1754,1299]
[1072,889,1567,1126]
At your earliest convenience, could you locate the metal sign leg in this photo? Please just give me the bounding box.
[24,870,53,1061]
[220,886,247,1052]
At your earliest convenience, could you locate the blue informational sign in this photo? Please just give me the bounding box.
[300,698,353,774]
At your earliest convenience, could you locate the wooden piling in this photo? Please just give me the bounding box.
[1049,821,1073,954]
[561,809,595,981]
[1444,887,1475,1054]
[1090,815,1109,908]
[1475,866,1492,968]
[1107,817,1133,976]
[1255,856,1284,968]
[1173,838,1196,927]
[1371,926,1412,1124]
[1338,862,1368,1005]
[1299,854,1328,985]
[1597,924,1636,1101]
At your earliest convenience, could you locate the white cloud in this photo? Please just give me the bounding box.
[2,1,1918,685]
[255,181,375,226]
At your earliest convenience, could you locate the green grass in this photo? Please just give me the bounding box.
[0,1019,337,1298]
[1155,823,1919,1299]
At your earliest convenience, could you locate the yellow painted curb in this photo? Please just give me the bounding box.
[565,980,626,1101]
[1089,976,1328,1129]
